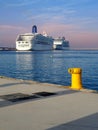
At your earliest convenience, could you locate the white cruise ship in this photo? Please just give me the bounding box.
[53,37,69,50]
[16,25,53,51]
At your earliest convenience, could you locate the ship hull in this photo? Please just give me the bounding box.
[54,45,69,50]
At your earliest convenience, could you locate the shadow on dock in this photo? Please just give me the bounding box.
[47,113,98,130]
[0,89,78,108]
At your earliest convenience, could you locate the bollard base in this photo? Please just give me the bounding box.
[70,86,83,90]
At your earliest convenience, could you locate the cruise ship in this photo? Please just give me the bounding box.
[16,25,53,51]
[53,37,69,50]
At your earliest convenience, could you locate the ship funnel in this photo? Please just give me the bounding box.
[32,25,37,33]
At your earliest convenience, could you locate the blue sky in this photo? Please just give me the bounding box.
[0,0,98,48]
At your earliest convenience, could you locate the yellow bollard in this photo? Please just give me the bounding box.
[68,68,83,90]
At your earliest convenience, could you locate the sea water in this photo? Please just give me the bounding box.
[0,50,98,90]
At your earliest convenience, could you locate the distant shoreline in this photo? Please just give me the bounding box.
[0,47,16,51]
[1,47,98,51]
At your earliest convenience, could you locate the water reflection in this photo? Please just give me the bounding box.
[16,52,34,78]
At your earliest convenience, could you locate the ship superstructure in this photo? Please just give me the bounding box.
[53,37,69,50]
[16,25,53,51]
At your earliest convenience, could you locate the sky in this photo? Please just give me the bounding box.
[0,0,98,48]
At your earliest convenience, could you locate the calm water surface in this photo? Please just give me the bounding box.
[0,50,98,90]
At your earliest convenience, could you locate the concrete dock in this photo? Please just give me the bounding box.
[0,77,98,130]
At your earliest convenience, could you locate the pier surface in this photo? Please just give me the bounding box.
[0,77,98,130]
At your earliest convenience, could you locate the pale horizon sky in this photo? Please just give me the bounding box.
[0,0,98,48]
